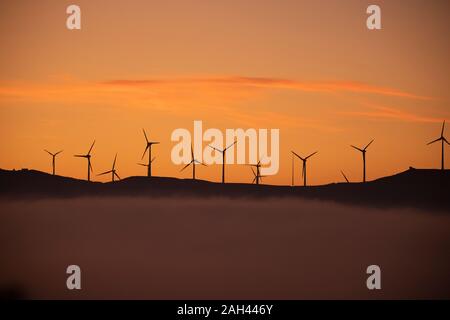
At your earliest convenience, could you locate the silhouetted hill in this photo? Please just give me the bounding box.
[0,168,449,211]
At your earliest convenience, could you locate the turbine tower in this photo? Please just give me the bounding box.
[291,151,318,187]
[142,129,159,177]
[351,139,373,183]
[427,120,449,170]
[44,149,63,175]
[180,145,206,180]
[74,140,95,182]
[291,152,294,186]
[208,140,236,183]
[98,153,121,182]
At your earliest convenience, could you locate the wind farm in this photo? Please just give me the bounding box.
[1,0,449,301]
[9,119,450,186]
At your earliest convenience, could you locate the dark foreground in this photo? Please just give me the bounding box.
[0,168,449,211]
[0,197,449,299]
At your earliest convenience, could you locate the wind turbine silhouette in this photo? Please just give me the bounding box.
[98,153,121,182]
[44,149,63,175]
[427,120,449,170]
[250,163,266,185]
[142,129,159,177]
[248,160,265,185]
[74,140,95,181]
[351,139,373,183]
[291,151,318,186]
[208,140,237,183]
[180,145,206,180]
[341,170,350,183]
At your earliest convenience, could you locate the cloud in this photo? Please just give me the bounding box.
[339,104,446,123]
[103,76,432,100]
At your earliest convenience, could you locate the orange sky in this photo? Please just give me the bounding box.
[0,0,449,185]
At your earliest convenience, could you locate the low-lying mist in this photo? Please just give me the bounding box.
[0,197,449,299]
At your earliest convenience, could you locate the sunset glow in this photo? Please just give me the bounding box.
[1,0,449,185]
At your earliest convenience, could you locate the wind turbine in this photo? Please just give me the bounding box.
[208,140,236,183]
[351,140,373,183]
[44,149,63,175]
[180,145,206,180]
[142,129,159,177]
[74,140,95,182]
[341,170,350,183]
[427,120,449,170]
[250,163,266,185]
[98,153,121,182]
[291,151,318,187]
[248,160,265,185]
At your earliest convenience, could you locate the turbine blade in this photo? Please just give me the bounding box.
[55,150,63,156]
[351,145,363,152]
[441,120,445,137]
[151,157,156,163]
[74,154,85,158]
[208,145,222,153]
[291,151,304,161]
[190,144,194,160]
[88,140,95,155]
[427,137,441,145]
[112,153,117,169]
[251,167,256,177]
[89,162,93,173]
[114,172,121,180]
[364,139,374,150]
[97,170,112,176]
[141,145,149,159]
[180,162,192,172]
[341,170,349,183]
[306,151,318,159]
[142,129,149,143]
[224,140,237,151]
[194,159,207,166]
[150,141,160,145]
[291,151,303,160]
[444,137,450,145]
[44,149,53,156]
[137,163,148,167]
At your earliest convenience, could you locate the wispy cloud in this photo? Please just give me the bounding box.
[339,104,445,123]
[103,76,432,100]
[0,76,433,131]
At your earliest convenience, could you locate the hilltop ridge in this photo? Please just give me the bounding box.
[0,168,449,211]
